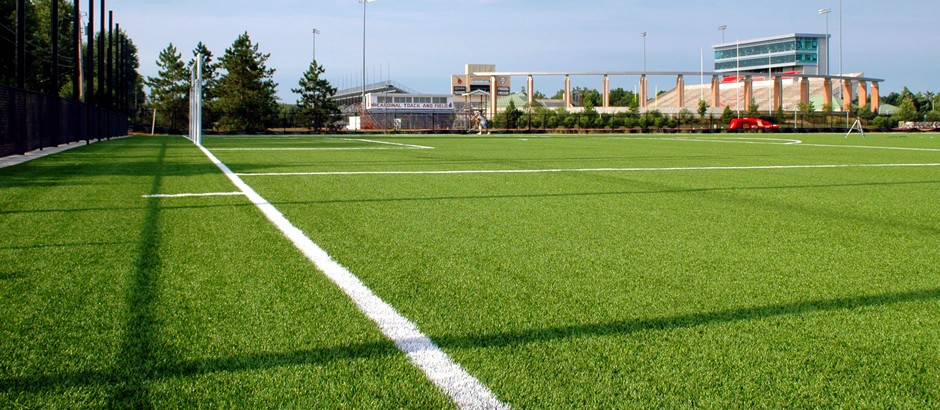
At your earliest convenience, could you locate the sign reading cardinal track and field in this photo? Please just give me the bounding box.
[364,93,455,111]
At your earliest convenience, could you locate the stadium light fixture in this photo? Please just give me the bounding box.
[359,0,376,117]
[312,28,320,62]
[718,25,727,43]
[819,8,831,76]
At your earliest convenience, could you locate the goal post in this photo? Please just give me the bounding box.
[188,54,203,145]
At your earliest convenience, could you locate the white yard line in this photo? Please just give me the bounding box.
[797,143,940,152]
[142,192,245,198]
[339,138,435,149]
[235,162,940,177]
[196,144,507,410]
[210,147,393,151]
[615,136,804,145]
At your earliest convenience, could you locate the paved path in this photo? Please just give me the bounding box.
[0,137,129,169]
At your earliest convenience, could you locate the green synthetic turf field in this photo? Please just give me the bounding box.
[1,133,938,408]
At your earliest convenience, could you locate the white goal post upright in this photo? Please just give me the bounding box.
[188,53,203,145]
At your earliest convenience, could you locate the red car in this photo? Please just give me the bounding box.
[728,117,781,131]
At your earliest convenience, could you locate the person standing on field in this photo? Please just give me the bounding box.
[476,111,489,135]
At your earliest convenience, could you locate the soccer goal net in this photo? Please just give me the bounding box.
[188,54,203,145]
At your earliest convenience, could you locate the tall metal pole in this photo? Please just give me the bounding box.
[640,32,647,73]
[52,0,60,95]
[98,0,105,106]
[360,0,372,114]
[73,0,81,101]
[86,0,95,140]
[819,8,831,76]
[312,28,320,62]
[99,0,106,138]
[718,25,726,43]
[116,23,121,112]
[108,10,113,110]
[839,0,843,78]
[15,0,25,89]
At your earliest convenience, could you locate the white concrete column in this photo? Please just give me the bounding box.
[858,81,869,110]
[489,76,498,119]
[564,74,572,107]
[639,74,648,109]
[676,75,685,109]
[603,75,610,108]
[711,75,721,109]
[527,75,534,108]
[842,79,853,112]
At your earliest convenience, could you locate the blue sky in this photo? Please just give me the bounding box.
[116,0,938,102]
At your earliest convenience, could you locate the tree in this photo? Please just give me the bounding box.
[697,99,710,123]
[502,99,523,129]
[2,0,78,94]
[216,32,279,132]
[893,100,918,122]
[677,108,695,127]
[573,87,601,108]
[292,60,339,131]
[610,87,638,107]
[746,102,761,118]
[721,105,734,124]
[146,43,189,130]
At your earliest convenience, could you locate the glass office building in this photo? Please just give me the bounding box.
[714,33,830,75]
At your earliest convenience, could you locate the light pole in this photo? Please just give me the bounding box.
[312,28,320,62]
[718,25,726,43]
[640,32,647,73]
[838,0,843,78]
[359,0,375,116]
[819,7,831,76]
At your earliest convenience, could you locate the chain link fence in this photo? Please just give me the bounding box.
[1,86,128,157]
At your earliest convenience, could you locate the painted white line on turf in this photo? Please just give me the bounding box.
[339,138,435,149]
[196,144,507,410]
[142,192,246,198]
[797,143,940,152]
[210,147,394,151]
[615,136,804,145]
[672,137,803,145]
[235,162,940,177]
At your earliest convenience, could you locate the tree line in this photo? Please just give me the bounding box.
[147,33,339,133]
[1,0,143,115]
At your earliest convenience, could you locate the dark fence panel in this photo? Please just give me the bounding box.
[0,85,128,157]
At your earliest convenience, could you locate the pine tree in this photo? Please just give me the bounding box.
[216,32,279,132]
[291,60,339,131]
[146,43,189,130]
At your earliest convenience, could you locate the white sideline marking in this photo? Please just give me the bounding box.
[798,143,940,152]
[620,136,803,145]
[235,162,940,177]
[339,138,435,149]
[196,145,507,410]
[210,147,394,151]
[142,192,245,198]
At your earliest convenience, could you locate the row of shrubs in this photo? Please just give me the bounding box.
[488,102,905,131]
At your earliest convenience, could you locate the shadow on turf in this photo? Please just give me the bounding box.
[0,136,285,189]
[103,137,169,408]
[2,286,938,396]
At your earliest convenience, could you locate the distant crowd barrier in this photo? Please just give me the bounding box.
[0,86,128,158]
